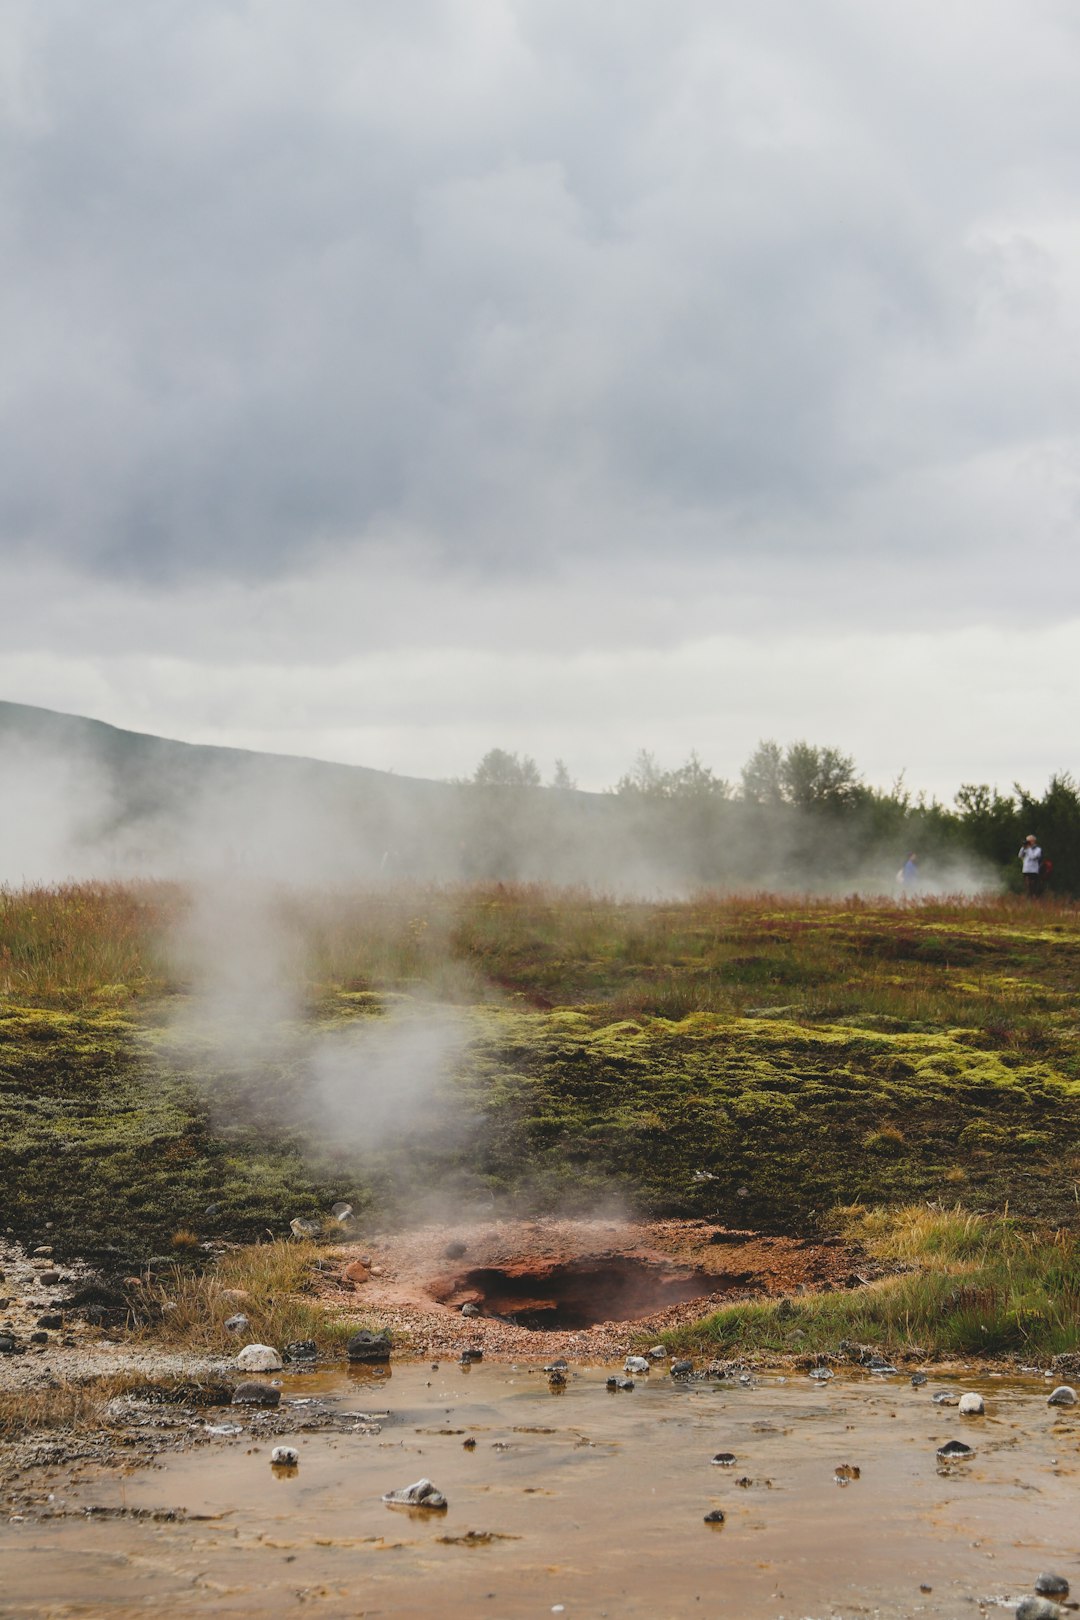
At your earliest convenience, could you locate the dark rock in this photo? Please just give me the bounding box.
[606,1376,634,1391]
[671,1359,694,1377]
[1034,1573,1070,1598]
[283,1340,318,1362]
[936,1439,973,1459]
[30,1331,48,1344]
[460,1303,481,1318]
[232,1382,281,1407]
[36,1314,63,1330]
[703,1509,726,1523]
[37,1271,60,1286]
[0,1334,17,1354]
[543,1359,568,1373]
[460,1348,483,1364]
[911,1372,928,1386]
[347,1331,392,1364]
[711,1452,737,1466]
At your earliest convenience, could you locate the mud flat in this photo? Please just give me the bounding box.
[3,1361,1078,1619]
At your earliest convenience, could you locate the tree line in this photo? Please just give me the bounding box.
[461,742,1080,895]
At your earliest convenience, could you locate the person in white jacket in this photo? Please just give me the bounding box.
[1019,835,1042,896]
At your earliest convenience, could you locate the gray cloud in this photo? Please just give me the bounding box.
[2,0,1079,602]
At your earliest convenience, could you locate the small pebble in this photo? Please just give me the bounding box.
[703,1509,725,1524]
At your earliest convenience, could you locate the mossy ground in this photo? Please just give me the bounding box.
[2,884,1080,1268]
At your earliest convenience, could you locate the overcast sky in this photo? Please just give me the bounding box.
[2,0,1079,795]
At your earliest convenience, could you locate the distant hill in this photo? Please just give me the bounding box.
[0,700,609,886]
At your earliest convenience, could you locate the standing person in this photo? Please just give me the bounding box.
[897,853,919,894]
[1018,834,1042,896]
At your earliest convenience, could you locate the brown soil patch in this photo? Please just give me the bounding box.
[318,1218,861,1361]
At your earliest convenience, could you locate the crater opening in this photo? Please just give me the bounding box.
[431,1256,723,1330]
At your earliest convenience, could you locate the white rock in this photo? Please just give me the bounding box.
[236,1343,283,1372]
[271,1446,299,1466]
[624,1356,651,1375]
[382,1477,447,1509]
[1016,1597,1064,1620]
[1047,1385,1077,1407]
[958,1392,984,1415]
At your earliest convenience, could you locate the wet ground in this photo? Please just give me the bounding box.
[3,1361,1077,1619]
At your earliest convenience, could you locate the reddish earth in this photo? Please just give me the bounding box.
[317,1217,864,1361]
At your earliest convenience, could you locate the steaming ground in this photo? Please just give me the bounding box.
[0,702,999,897]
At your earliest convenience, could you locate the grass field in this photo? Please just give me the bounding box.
[2,881,1079,1357]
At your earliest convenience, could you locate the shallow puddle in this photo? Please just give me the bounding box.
[3,1363,1079,1618]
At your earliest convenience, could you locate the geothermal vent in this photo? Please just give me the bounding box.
[430,1255,719,1330]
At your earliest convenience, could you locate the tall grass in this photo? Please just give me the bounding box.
[666,1205,1080,1360]
[145,1241,370,1354]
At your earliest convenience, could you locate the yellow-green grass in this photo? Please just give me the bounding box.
[666,1205,1080,1361]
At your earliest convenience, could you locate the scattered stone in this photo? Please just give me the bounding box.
[1016,1598,1064,1620]
[444,1241,467,1259]
[29,1330,48,1344]
[36,1314,62,1330]
[834,1463,861,1483]
[342,1261,370,1285]
[204,1202,222,1218]
[646,1345,667,1360]
[1047,1385,1077,1407]
[711,1452,737,1466]
[703,1509,726,1523]
[606,1376,634,1391]
[958,1392,985,1415]
[670,1359,694,1378]
[347,1331,392,1364]
[33,1246,53,1257]
[283,1340,318,1362]
[932,1392,959,1405]
[935,1440,973,1460]
[0,1333,16,1354]
[223,1314,249,1335]
[867,1361,898,1374]
[543,1359,568,1373]
[382,1478,448,1510]
[1034,1573,1070,1598]
[461,1303,481,1318]
[809,1367,833,1381]
[236,1343,283,1373]
[271,1445,299,1467]
[547,1369,567,1387]
[460,1348,483,1364]
[205,1422,243,1436]
[625,1356,651,1375]
[331,1202,353,1223]
[911,1372,928,1387]
[290,1218,321,1240]
[232,1382,281,1408]
[1049,1351,1080,1376]
[37,1271,60,1286]
[463,1437,477,1449]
